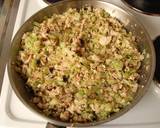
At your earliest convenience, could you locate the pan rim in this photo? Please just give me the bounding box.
[7,0,156,127]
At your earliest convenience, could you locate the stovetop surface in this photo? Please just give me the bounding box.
[1,0,160,128]
[122,0,160,15]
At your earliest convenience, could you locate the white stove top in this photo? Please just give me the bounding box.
[0,0,160,128]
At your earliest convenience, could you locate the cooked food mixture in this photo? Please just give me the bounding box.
[16,7,144,122]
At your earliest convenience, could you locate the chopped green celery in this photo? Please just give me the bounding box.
[107,79,116,85]
[114,94,127,105]
[127,95,134,101]
[56,81,66,86]
[107,74,116,85]
[99,9,109,18]
[25,67,32,77]
[29,59,36,70]
[114,94,122,103]
[50,98,59,106]
[42,67,50,74]
[33,22,40,27]
[98,111,109,120]
[74,12,80,21]
[91,85,101,95]
[82,111,94,121]
[123,69,136,78]
[27,78,42,87]
[101,103,112,112]
[54,77,66,86]
[110,60,123,70]
[33,80,42,87]
[75,89,85,98]
[91,16,96,22]
[59,42,65,48]
[125,54,132,60]
[24,33,39,53]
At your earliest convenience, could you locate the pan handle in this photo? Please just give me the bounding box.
[153,36,160,87]
[46,122,66,128]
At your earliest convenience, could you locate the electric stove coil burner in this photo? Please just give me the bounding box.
[43,0,60,4]
[122,0,160,15]
[154,36,160,86]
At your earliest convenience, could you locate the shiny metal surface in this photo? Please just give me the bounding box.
[0,0,20,95]
[8,0,155,127]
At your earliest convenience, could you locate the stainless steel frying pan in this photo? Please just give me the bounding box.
[8,0,155,127]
